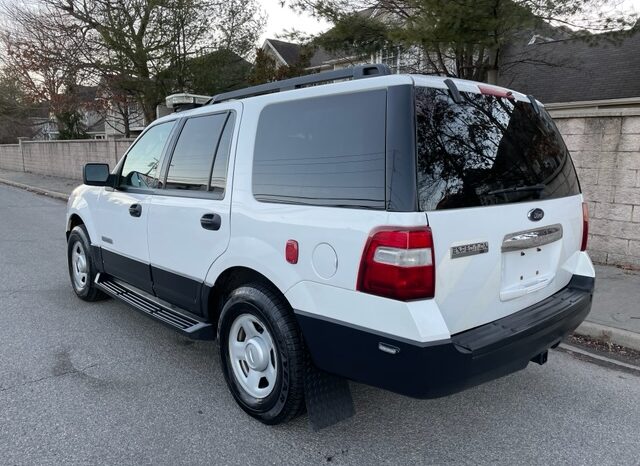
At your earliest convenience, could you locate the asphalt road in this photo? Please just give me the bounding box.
[1,184,639,465]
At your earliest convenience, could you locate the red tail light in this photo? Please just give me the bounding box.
[581,202,589,251]
[357,228,435,301]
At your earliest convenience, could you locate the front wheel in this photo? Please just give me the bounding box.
[218,283,305,425]
[67,225,106,301]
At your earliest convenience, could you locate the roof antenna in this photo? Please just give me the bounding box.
[443,79,462,104]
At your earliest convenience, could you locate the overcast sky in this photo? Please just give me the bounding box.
[257,0,330,44]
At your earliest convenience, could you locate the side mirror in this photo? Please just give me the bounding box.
[83,163,111,186]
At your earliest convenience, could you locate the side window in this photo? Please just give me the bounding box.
[210,114,235,194]
[165,113,228,192]
[252,90,387,209]
[120,121,175,189]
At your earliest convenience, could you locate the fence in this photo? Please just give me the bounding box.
[0,139,134,181]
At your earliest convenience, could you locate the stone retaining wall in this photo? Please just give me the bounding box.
[0,139,134,180]
[552,112,640,269]
[0,144,23,172]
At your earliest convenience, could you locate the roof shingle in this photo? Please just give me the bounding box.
[498,30,640,103]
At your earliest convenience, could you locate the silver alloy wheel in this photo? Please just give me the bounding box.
[71,241,88,291]
[228,313,278,399]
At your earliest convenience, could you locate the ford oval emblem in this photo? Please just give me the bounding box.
[528,208,544,222]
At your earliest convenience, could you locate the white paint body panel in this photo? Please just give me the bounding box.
[426,194,587,334]
[66,185,102,244]
[147,103,242,280]
[147,195,230,279]
[94,190,151,263]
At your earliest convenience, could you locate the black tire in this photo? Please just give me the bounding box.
[218,282,305,425]
[67,225,106,302]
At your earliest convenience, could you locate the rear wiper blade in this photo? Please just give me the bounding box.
[487,184,546,196]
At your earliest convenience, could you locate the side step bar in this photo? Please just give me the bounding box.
[95,273,214,340]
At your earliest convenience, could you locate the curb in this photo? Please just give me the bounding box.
[0,177,69,202]
[574,321,640,352]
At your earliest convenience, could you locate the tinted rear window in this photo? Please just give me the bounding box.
[415,87,580,211]
[252,90,387,209]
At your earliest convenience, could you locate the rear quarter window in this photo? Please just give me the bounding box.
[252,90,387,209]
[415,87,580,211]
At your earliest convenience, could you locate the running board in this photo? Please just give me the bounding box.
[95,273,214,340]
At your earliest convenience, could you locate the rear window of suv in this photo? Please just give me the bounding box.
[415,87,580,211]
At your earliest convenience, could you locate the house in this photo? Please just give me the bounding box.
[261,37,417,75]
[262,38,342,72]
[28,85,144,140]
[260,5,442,74]
[498,29,640,111]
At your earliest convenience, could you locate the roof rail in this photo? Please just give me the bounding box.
[208,64,392,104]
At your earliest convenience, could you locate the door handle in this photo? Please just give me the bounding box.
[200,213,221,231]
[129,203,142,217]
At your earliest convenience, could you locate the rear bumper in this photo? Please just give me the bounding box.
[296,274,594,399]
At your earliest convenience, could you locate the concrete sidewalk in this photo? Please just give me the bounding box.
[580,265,640,350]
[0,169,78,200]
[1,168,639,350]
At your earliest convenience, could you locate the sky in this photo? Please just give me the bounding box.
[257,0,331,44]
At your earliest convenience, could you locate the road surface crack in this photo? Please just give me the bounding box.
[0,362,99,394]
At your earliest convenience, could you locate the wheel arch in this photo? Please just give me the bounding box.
[66,213,85,240]
[205,266,293,331]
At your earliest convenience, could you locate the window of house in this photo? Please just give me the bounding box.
[120,121,175,189]
[380,47,401,74]
[252,90,387,209]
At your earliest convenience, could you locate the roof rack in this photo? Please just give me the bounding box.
[208,64,392,104]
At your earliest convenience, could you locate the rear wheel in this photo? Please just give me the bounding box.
[218,283,305,425]
[67,225,106,301]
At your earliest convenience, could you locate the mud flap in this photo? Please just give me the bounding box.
[304,358,355,431]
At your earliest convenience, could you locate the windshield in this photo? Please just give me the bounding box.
[415,87,580,211]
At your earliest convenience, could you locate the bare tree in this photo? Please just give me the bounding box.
[0,69,37,143]
[0,2,91,136]
[1,0,265,127]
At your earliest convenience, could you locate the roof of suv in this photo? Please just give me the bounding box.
[153,71,533,126]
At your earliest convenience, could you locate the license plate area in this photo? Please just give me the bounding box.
[499,224,563,302]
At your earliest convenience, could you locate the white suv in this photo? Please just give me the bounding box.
[66,65,595,426]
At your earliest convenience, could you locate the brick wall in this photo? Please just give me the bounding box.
[553,113,640,269]
[0,139,134,180]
